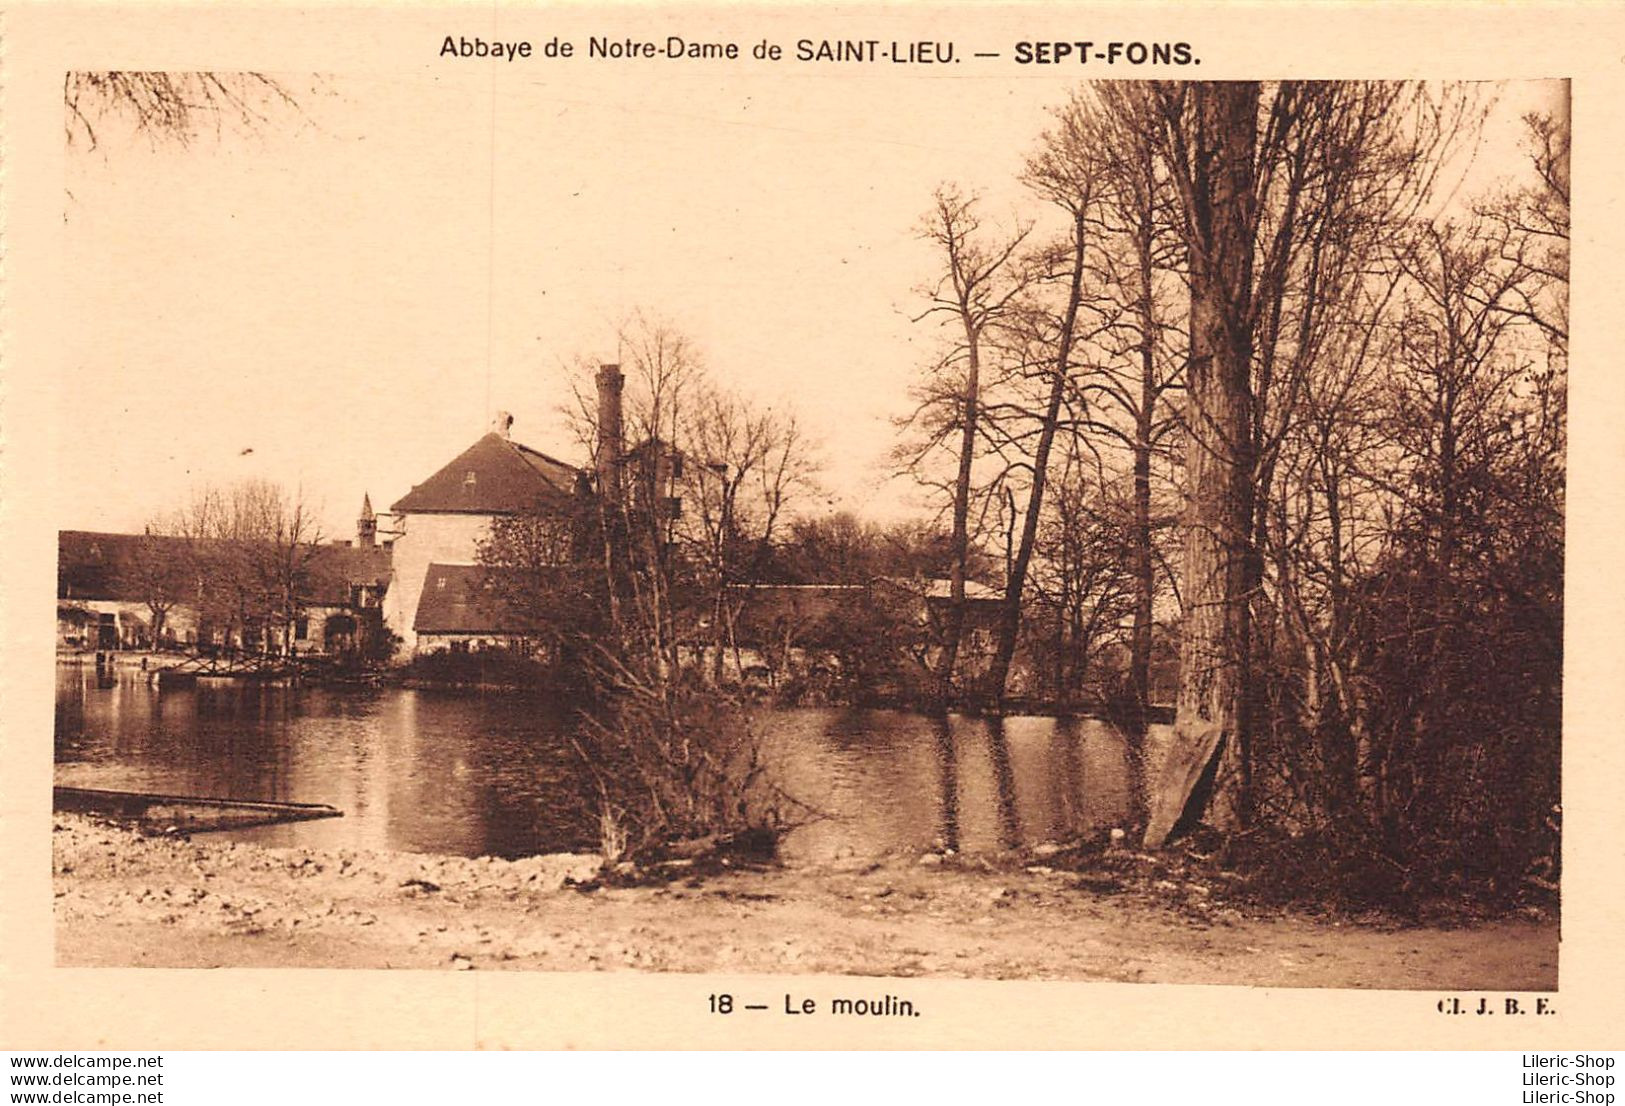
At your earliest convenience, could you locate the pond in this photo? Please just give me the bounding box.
[54,666,1148,861]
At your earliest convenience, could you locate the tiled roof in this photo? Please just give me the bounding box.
[57,530,390,606]
[412,563,532,634]
[391,433,581,515]
[309,543,393,594]
[722,583,873,643]
[57,530,140,601]
[720,579,1004,637]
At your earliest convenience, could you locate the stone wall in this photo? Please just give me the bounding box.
[57,599,201,650]
[415,632,530,653]
[379,512,494,658]
[57,599,363,654]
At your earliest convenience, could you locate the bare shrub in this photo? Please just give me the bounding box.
[571,671,807,864]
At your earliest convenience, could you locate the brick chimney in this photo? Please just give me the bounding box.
[490,410,514,439]
[596,364,624,500]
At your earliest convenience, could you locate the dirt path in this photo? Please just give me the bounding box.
[52,817,1557,989]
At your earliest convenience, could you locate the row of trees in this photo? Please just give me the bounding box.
[128,479,332,654]
[901,81,1566,900]
[87,70,1562,898]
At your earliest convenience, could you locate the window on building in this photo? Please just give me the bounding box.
[295,618,309,640]
[463,470,478,490]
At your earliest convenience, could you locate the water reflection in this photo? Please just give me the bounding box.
[1047,716,1087,837]
[54,666,1144,861]
[986,717,1021,850]
[933,713,959,853]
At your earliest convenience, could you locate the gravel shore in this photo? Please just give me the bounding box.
[53,815,1558,988]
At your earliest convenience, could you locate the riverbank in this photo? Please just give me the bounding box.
[59,652,1159,719]
[52,815,1557,988]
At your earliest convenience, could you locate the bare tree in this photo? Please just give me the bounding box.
[1025,439,1138,711]
[65,72,306,150]
[963,113,1118,707]
[558,311,709,673]
[168,478,324,653]
[885,80,1562,903]
[1022,84,1188,728]
[1141,81,1472,845]
[898,187,1031,704]
[544,313,816,859]
[1479,108,1569,348]
[1252,196,1563,899]
[679,386,815,681]
[118,516,196,649]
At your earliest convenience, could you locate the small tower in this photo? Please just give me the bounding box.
[357,493,377,548]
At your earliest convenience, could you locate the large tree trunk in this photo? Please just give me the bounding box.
[1145,83,1260,847]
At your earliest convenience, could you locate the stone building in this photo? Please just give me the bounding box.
[379,409,586,656]
[56,517,390,656]
[56,530,204,651]
[408,563,537,654]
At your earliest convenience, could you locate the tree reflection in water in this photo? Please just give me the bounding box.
[56,668,1141,859]
[931,712,960,854]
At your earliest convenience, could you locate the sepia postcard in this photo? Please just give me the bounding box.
[2,1,1623,1052]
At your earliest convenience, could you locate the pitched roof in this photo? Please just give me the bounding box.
[412,563,532,634]
[58,530,143,601]
[57,530,391,606]
[722,583,873,645]
[391,433,581,515]
[307,543,392,598]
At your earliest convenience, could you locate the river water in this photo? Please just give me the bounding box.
[54,666,1145,861]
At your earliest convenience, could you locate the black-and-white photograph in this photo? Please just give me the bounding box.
[51,68,1566,991]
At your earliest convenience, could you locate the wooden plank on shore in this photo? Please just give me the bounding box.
[53,786,342,834]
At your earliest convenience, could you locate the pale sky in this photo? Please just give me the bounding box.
[61,73,1562,539]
